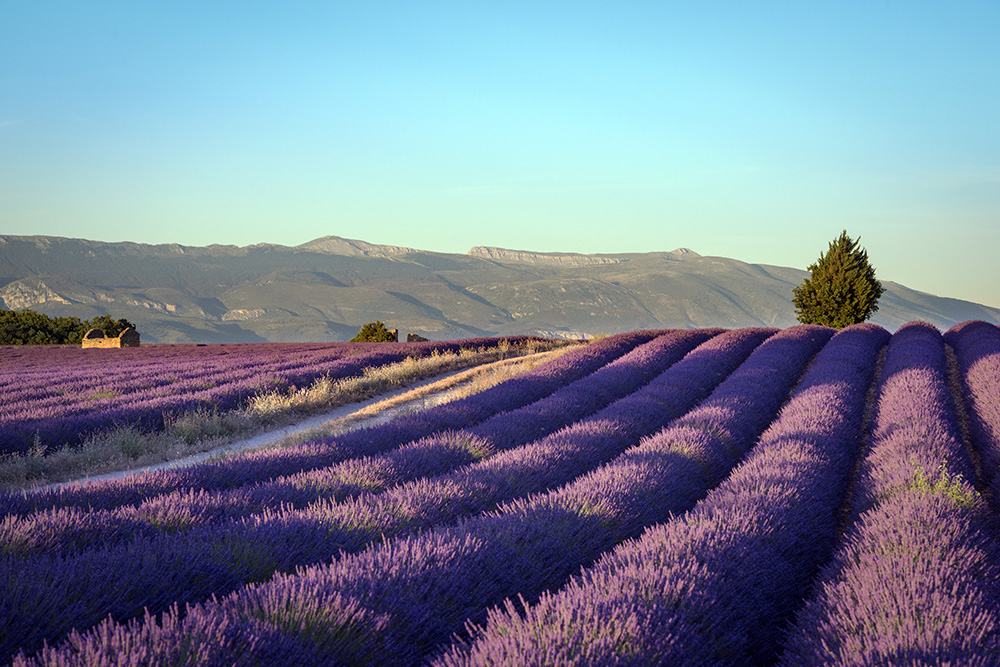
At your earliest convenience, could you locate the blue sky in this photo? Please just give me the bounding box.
[2,2,998,307]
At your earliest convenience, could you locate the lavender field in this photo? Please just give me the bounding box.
[2,321,1000,666]
[0,337,540,456]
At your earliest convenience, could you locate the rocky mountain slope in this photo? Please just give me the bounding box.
[1,234,996,343]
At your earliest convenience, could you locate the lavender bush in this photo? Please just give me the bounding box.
[2,330,720,658]
[945,320,1000,511]
[437,323,887,666]
[1,338,540,455]
[2,331,655,518]
[13,326,833,665]
[778,322,1000,665]
[8,322,1000,666]
[1,330,709,557]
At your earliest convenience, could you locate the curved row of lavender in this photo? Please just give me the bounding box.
[2,331,658,517]
[1,337,543,455]
[3,339,539,405]
[438,322,887,666]
[777,322,1000,664]
[12,326,834,665]
[1,342,368,394]
[2,329,721,659]
[945,320,1000,512]
[1,340,405,375]
[1,329,712,557]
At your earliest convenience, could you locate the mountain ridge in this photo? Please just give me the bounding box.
[466,246,698,266]
[1,234,996,343]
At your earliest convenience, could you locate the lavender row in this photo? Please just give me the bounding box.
[0,330,717,657]
[0,338,536,393]
[439,323,888,666]
[0,434,489,558]
[778,322,1000,665]
[15,326,832,666]
[1,340,388,374]
[1,329,710,557]
[1,341,441,412]
[222,323,691,516]
[2,331,656,518]
[945,320,1000,511]
[1,337,542,455]
[0,342,368,391]
[8,336,549,442]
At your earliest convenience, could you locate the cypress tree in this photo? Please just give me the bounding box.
[792,230,885,328]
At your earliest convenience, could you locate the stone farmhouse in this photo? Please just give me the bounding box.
[81,327,141,348]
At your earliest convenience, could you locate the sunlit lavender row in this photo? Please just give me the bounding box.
[4,322,1000,666]
[777,321,1000,664]
[1,337,541,455]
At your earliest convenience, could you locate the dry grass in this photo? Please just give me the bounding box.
[0,340,578,491]
[278,345,578,447]
[246,347,513,418]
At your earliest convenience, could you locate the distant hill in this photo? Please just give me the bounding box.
[1,234,997,343]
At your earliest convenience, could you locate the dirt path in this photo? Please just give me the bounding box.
[43,350,560,489]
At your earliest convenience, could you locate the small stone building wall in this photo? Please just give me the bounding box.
[81,327,141,348]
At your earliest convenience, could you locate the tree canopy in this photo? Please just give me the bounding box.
[0,309,134,345]
[349,320,398,343]
[792,231,885,328]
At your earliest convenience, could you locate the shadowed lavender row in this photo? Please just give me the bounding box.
[2,331,657,518]
[1,330,721,659]
[778,322,1000,665]
[945,320,1000,511]
[1,329,711,557]
[14,326,834,666]
[437,323,887,666]
[2,337,537,456]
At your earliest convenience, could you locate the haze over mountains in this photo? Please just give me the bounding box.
[1,234,996,343]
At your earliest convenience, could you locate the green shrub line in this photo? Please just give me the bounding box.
[0,310,134,345]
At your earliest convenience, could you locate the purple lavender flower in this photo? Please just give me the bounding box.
[1,331,705,558]
[2,331,653,517]
[2,330,719,660]
[777,321,1000,665]
[12,326,832,666]
[436,323,886,666]
[3,339,530,455]
[945,320,1000,511]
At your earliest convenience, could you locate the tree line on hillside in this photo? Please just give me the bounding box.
[0,309,135,345]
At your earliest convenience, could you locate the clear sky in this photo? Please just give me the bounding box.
[2,2,998,307]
